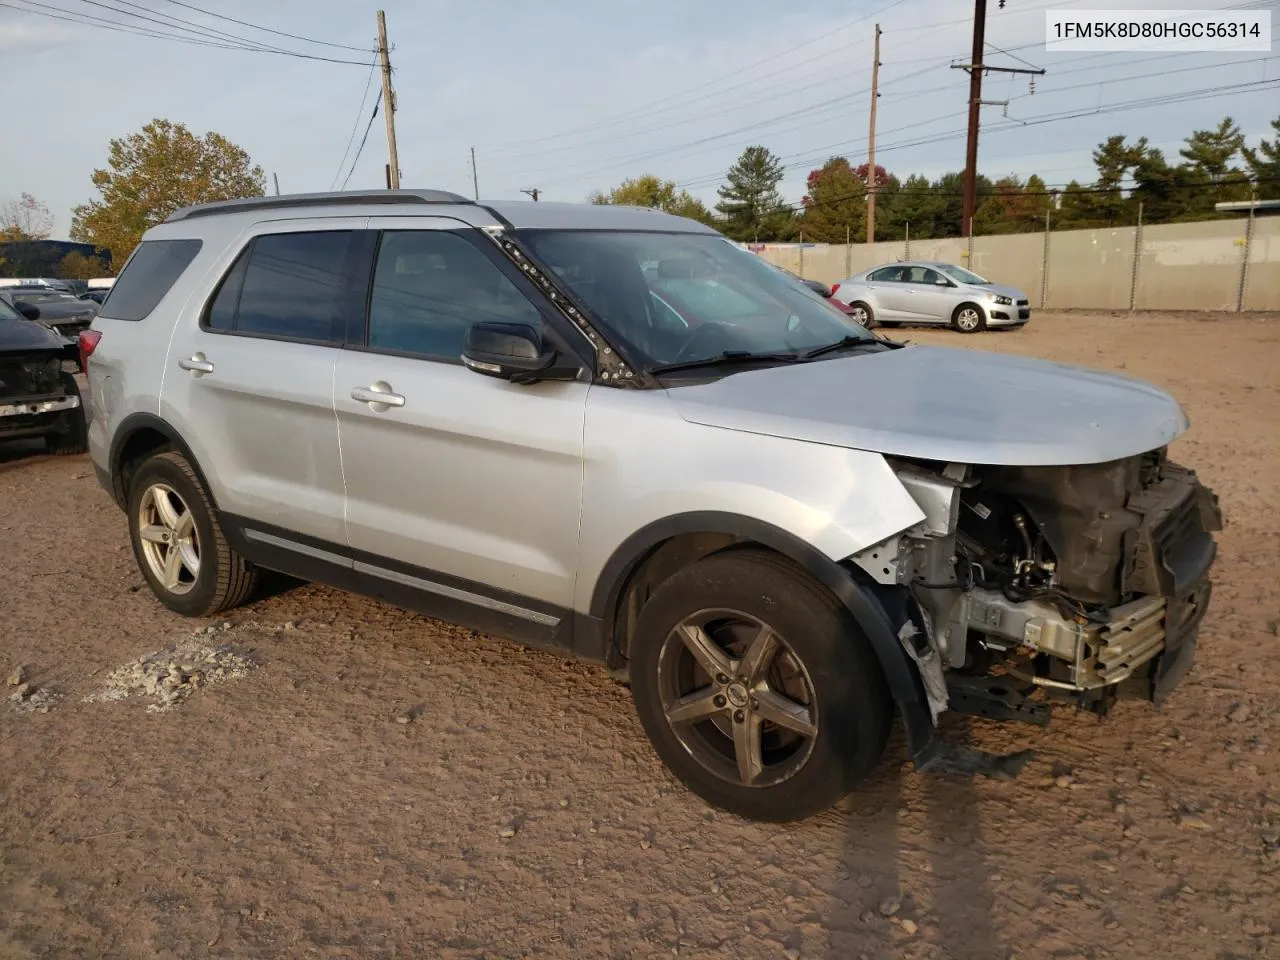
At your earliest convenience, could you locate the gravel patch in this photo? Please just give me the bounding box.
[83,631,255,713]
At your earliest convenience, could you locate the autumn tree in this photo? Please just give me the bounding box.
[589,175,712,223]
[58,250,109,280]
[800,157,865,243]
[1243,116,1280,199]
[71,119,265,270]
[0,192,54,241]
[715,146,792,241]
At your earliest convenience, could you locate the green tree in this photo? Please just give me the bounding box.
[799,156,865,243]
[1176,116,1251,217]
[1056,180,1098,228]
[889,174,945,239]
[870,172,903,241]
[588,175,712,224]
[715,145,791,241]
[71,118,265,270]
[1180,116,1245,180]
[0,192,54,242]
[1243,116,1280,199]
[974,174,1053,234]
[1132,149,1205,223]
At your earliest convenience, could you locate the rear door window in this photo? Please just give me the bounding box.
[99,239,203,321]
[201,231,362,344]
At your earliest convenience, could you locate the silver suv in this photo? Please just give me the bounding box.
[84,190,1221,822]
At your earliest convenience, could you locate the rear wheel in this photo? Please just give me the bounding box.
[45,373,87,456]
[848,301,877,329]
[629,550,892,821]
[951,303,986,333]
[127,451,259,617]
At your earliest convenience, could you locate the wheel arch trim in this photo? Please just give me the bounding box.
[107,412,216,510]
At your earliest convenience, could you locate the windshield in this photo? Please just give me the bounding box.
[937,264,988,285]
[519,230,874,368]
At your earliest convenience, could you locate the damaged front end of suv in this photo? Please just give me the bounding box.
[853,449,1222,752]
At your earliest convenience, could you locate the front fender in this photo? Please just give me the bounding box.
[575,390,925,617]
[577,390,934,757]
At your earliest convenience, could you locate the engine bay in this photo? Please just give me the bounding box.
[856,449,1222,722]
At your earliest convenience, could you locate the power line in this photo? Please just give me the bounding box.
[12,0,373,62]
[2,0,288,51]
[478,0,1079,156]
[671,75,1279,194]
[70,0,295,52]
[331,59,380,191]
[668,63,1277,191]
[157,0,370,52]
[340,100,381,191]
[477,0,918,155]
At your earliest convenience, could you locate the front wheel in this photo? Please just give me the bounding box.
[951,303,986,333]
[629,550,891,821]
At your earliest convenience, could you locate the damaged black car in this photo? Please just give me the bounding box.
[0,294,88,455]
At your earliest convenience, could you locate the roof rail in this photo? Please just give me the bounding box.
[164,189,474,223]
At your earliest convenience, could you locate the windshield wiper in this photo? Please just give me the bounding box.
[800,335,889,360]
[649,350,802,375]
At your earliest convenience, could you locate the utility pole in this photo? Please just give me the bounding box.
[866,24,881,244]
[470,147,479,200]
[521,188,541,202]
[376,10,400,190]
[952,0,1044,238]
[960,0,985,239]
[272,172,280,196]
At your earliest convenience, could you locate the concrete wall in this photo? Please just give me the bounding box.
[756,216,1279,312]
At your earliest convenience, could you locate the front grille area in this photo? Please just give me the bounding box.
[1016,299,1029,306]
[0,357,60,401]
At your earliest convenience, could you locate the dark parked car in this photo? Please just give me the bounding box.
[0,295,88,454]
[0,287,98,341]
[80,289,110,304]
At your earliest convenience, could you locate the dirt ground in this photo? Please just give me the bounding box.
[1,310,1277,960]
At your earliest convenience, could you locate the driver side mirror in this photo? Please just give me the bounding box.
[934,278,952,287]
[14,300,40,321]
[462,322,577,384]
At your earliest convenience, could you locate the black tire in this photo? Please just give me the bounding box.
[127,450,258,617]
[849,301,877,329]
[629,550,892,822]
[951,302,987,333]
[45,373,88,456]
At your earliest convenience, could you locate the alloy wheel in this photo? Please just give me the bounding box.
[137,482,201,595]
[657,609,818,788]
[956,307,982,331]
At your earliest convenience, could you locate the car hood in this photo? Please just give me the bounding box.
[664,344,1188,466]
[968,282,1026,299]
[0,316,67,352]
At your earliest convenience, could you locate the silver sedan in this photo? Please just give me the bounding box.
[829,261,1031,332]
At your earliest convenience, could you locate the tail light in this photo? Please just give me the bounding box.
[78,329,102,372]
[829,283,841,296]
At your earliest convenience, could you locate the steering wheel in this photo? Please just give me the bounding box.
[670,322,733,364]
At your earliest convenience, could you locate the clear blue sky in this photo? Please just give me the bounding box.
[2,0,1276,237]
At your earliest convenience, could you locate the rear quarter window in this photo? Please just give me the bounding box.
[99,239,203,321]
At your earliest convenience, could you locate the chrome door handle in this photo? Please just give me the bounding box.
[178,354,214,374]
[351,383,405,408]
